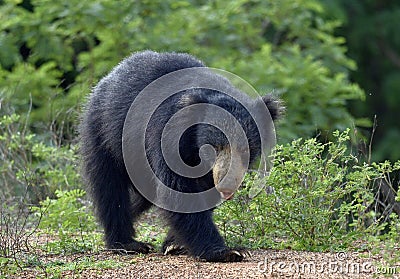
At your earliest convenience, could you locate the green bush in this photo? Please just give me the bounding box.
[215,130,400,254]
[31,189,99,254]
[0,112,80,201]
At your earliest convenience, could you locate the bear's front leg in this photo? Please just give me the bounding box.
[163,210,244,262]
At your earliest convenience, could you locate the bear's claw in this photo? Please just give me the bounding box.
[109,240,154,254]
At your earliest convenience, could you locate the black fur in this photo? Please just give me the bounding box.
[79,50,281,262]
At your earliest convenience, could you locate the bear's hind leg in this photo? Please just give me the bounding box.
[86,149,152,253]
[108,191,153,254]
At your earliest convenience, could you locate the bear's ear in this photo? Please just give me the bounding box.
[177,91,206,108]
[262,94,285,121]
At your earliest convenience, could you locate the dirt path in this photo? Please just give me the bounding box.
[13,249,399,278]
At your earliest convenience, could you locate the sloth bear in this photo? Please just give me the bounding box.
[79,50,282,262]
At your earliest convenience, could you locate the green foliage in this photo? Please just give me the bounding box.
[135,210,167,248]
[32,189,93,232]
[37,257,125,278]
[1,255,124,279]
[215,130,400,253]
[0,0,363,142]
[0,112,80,201]
[31,189,99,254]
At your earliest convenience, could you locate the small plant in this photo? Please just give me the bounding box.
[0,197,38,278]
[35,256,125,278]
[31,189,100,254]
[135,209,167,248]
[215,129,400,255]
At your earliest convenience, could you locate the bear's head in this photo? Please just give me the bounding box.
[177,90,283,200]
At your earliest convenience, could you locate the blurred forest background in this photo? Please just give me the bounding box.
[1,0,399,162]
[0,0,399,198]
[323,0,400,161]
[0,0,400,160]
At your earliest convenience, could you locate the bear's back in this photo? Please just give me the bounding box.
[82,51,205,163]
[100,51,205,100]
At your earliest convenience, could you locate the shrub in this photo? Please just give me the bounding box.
[31,189,99,254]
[215,130,400,254]
[0,112,80,201]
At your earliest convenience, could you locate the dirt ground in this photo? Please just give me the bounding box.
[12,248,400,279]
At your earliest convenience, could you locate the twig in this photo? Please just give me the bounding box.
[368,115,377,165]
